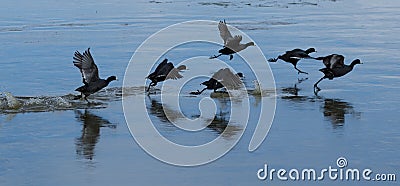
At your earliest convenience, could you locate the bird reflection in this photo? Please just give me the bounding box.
[198,98,242,139]
[205,110,242,139]
[280,78,308,100]
[74,110,116,160]
[147,96,241,139]
[147,96,183,123]
[277,79,361,127]
[321,99,361,126]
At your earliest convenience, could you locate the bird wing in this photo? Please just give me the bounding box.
[148,59,169,79]
[218,20,233,46]
[154,59,169,74]
[331,54,345,68]
[212,68,242,89]
[226,35,242,49]
[323,54,345,69]
[321,55,332,68]
[166,67,183,80]
[73,48,100,84]
[155,62,183,80]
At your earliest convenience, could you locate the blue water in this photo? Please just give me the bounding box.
[1,0,399,185]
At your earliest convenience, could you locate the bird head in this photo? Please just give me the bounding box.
[351,59,363,67]
[306,48,316,54]
[107,76,117,82]
[353,59,362,64]
[247,42,255,46]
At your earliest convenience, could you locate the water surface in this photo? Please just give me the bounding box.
[0,0,399,185]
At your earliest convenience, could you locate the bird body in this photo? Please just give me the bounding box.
[190,68,242,95]
[73,48,117,102]
[268,48,316,74]
[146,59,185,92]
[201,78,224,92]
[210,20,254,60]
[75,77,116,97]
[314,54,362,94]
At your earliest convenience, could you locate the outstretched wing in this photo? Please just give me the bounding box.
[218,20,233,46]
[212,68,242,89]
[166,67,183,80]
[148,59,169,79]
[226,35,242,50]
[154,59,168,74]
[154,61,183,80]
[73,48,100,84]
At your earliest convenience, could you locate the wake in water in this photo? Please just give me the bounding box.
[0,93,105,114]
[0,87,136,114]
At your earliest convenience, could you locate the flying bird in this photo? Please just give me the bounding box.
[210,20,255,60]
[73,48,117,103]
[268,48,317,74]
[313,54,362,94]
[146,59,186,92]
[190,68,243,95]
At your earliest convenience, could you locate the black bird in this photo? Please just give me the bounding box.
[146,59,186,92]
[190,68,242,95]
[268,48,317,74]
[313,54,362,94]
[73,48,117,102]
[210,20,255,60]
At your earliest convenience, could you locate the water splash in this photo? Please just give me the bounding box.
[3,92,22,109]
[0,89,122,114]
[0,86,149,114]
[250,80,275,97]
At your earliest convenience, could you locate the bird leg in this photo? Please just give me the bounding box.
[147,82,156,93]
[83,95,91,104]
[313,77,325,94]
[190,88,207,95]
[146,84,152,92]
[209,53,223,59]
[294,66,308,74]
